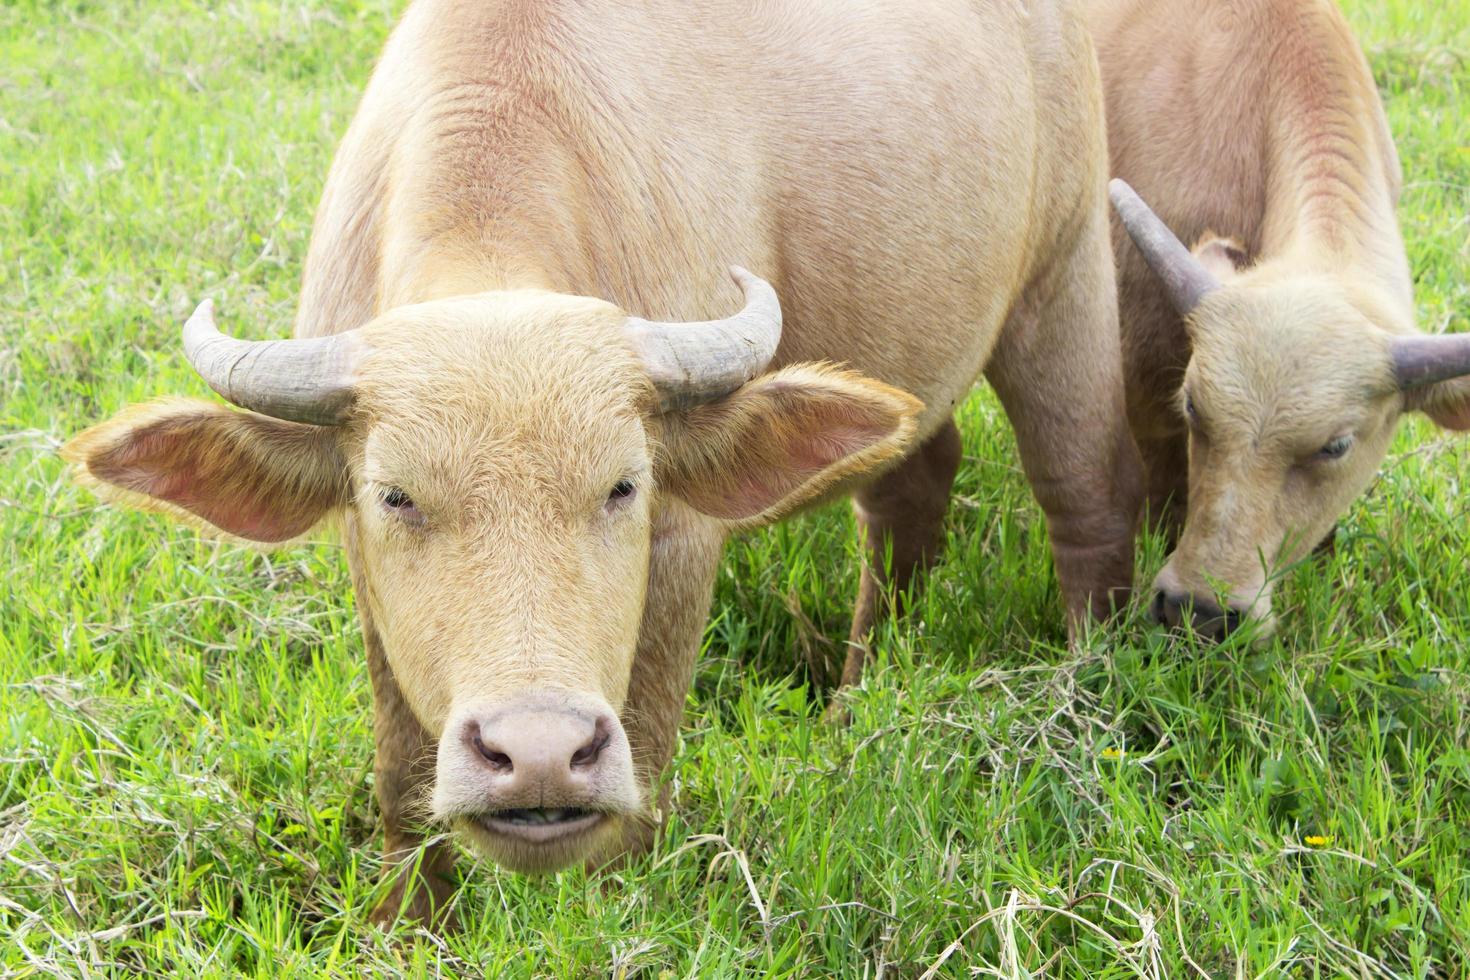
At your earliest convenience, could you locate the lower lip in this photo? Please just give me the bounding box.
[477,810,605,844]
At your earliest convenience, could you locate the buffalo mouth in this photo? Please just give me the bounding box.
[475,807,605,844]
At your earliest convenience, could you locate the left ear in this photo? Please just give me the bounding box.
[1191,234,1249,281]
[658,363,923,525]
[63,397,349,543]
[1406,377,1470,430]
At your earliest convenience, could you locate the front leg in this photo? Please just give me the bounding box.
[839,418,962,692]
[1118,273,1193,544]
[363,626,459,930]
[594,501,724,867]
[346,516,460,930]
[1134,427,1189,544]
[985,213,1143,633]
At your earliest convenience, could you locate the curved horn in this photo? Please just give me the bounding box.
[182,300,360,425]
[625,265,783,411]
[1390,333,1470,389]
[1109,179,1221,315]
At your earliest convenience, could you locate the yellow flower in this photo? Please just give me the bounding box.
[1304,835,1333,848]
[1100,747,1123,760]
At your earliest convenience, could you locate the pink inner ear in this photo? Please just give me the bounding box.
[86,414,337,543]
[94,430,213,508]
[689,417,896,521]
[111,463,206,512]
[785,423,891,472]
[716,473,794,520]
[666,367,917,523]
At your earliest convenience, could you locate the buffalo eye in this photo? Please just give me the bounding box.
[1316,435,1353,461]
[380,487,422,523]
[607,479,637,507]
[1184,393,1200,425]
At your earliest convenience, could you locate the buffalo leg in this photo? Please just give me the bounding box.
[985,211,1143,634]
[1118,280,1192,543]
[592,502,723,867]
[837,417,962,692]
[346,516,460,930]
[1134,427,1189,544]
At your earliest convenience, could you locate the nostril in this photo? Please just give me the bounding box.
[569,736,605,768]
[1151,590,1169,624]
[466,723,513,771]
[1223,608,1245,636]
[570,719,612,768]
[475,736,513,770]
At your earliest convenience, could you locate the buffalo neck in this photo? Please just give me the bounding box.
[1254,15,1414,330]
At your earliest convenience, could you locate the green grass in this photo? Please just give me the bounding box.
[2,0,1467,975]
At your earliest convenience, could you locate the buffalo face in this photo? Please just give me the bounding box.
[66,282,921,870]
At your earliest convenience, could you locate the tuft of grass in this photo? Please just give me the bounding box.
[2,0,1467,975]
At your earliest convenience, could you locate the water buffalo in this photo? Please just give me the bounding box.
[1090,0,1469,638]
[66,0,1139,923]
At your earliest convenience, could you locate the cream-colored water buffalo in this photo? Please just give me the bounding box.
[1091,0,1470,639]
[66,0,1139,923]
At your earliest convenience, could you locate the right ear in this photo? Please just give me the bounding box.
[656,363,923,526]
[1191,234,1249,281]
[1406,377,1470,431]
[63,398,348,543]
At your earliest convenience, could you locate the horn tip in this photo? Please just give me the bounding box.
[185,298,216,326]
[182,299,218,351]
[1108,178,1137,207]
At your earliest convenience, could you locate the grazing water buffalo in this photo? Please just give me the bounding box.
[66,0,1139,923]
[1090,0,1470,638]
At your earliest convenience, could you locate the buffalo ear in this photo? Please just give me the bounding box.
[63,398,348,543]
[1406,377,1470,431]
[1191,234,1249,281]
[658,363,923,525]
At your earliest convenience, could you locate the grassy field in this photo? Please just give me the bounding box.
[2,0,1468,975]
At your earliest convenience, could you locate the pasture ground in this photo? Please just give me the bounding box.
[2,0,1468,975]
